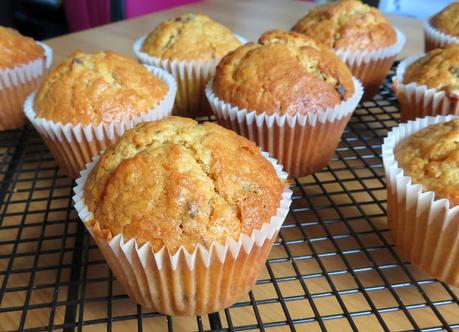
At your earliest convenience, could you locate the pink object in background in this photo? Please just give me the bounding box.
[125,0,200,19]
[65,0,201,32]
[64,0,111,32]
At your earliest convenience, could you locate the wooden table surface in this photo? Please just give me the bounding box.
[45,0,424,65]
[2,1,457,331]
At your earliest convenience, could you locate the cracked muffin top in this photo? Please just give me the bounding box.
[141,13,241,61]
[84,117,285,252]
[395,118,459,207]
[430,2,459,37]
[0,26,45,70]
[34,51,168,125]
[403,45,459,94]
[212,30,355,115]
[292,0,396,52]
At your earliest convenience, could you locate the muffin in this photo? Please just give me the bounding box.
[24,50,177,178]
[393,45,459,121]
[73,116,292,315]
[206,30,363,177]
[133,13,245,118]
[383,116,459,287]
[0,26,52,130]
[424,2,459,51]
[292,0,405,100]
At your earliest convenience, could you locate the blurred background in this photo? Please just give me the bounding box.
[0,0,456,40]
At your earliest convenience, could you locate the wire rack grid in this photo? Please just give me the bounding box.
[0,65,458,332]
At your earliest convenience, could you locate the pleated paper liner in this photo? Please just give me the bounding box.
[133,34,247,118]
[393,55,459,122]
[382,115,459,287]
[24,65,177,179]
[73,152,293,316]
[336,28,406,101]
[0,42,53,131]
[205,78,363,178]
[424,20,459,52]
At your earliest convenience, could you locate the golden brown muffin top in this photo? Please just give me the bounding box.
[141,13,241,61]
[0,26,45,70]
[430,2,459,37]
[403,45,459,94]
[292,0,396,51]
[34,51,168,125]
[212,30,355,115]
[395,118,459,207]
[84,117,285,252]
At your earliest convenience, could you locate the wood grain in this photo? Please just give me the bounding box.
[44,0,423,65]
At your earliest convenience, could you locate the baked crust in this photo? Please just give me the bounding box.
[212,30,355,115]
[403,45,459,94]
[431,2,459,38]
[34,51,168,125]
[292,0,396,51]
[84,117,285,252]
[0,26,45,70]
[395,118,459,207]
[141,13,241,61]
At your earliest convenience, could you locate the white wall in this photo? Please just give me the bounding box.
[379,0,456,19]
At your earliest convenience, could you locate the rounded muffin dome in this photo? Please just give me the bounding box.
[84,116,285,252]
[212,30,355,115]
[0,26,45,70]
[141,13,241,61]
[403,45,459,94]
[34,51,168,125]
[292,0,396,52]
[395,118,459,206]
[430,2,459,38]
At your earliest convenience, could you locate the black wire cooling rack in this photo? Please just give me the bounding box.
[0,65,458,332]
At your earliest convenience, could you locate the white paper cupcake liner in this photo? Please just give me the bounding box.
[0,42,53,130]
[205,77,363,178]
[382,115,459,287]
[133,34,247,118]
[24,65,177,179]
[424,19,459,52]
[72,151,292,315]
[336,28,406,100]
[393,54,459,122]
